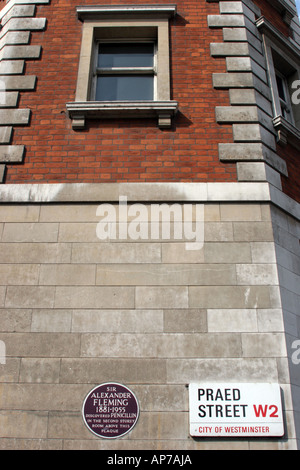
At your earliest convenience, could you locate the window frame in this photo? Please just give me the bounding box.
[274,69,295,125]
[66,5,178,129]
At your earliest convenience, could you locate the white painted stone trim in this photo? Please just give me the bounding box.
[0,181,299,220]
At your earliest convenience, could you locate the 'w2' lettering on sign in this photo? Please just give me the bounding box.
[253,405,279,418]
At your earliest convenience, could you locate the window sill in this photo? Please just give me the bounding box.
[273,115,300,147]
[66,100,179,129]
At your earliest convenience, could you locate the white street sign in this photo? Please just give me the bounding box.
[189,383,284,437]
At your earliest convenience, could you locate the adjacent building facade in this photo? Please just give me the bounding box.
[0,0,299,450]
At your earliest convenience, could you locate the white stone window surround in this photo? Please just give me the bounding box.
[66,4,178,129]
[257,16,300,147]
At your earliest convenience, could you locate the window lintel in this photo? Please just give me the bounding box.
[76,4,177,22]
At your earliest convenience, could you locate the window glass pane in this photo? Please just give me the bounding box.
[98,43,154,68]
[276,74,286,102]
[96,75,154,101]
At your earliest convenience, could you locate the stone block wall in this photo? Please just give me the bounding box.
[271,205,300,450]
[0,184,297,449]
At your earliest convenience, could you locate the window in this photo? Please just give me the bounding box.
[66,5,178,129]
[257,16,300,146]
[95,42,155,101]
[275,70,294,124]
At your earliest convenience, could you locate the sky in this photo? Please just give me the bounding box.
[296,0,300,16]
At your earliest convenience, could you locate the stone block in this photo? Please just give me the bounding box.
[0,31,30,47]
[40,203,100,222]
[0,358,20,383]
[47,412,90,440]
[0,264,39,285]
[31,310,72,332]
[2,223,59,242]
[208,14,245,28]
[0,145,24,162]
[220,2,244,14]
[0,75,36,90]
[207,309,258,332]
[1,332,80,357]
[0,286,7,306]
[223,27,248,42]
[54,286,135,309]
[204,222,234,241]
[166,358,279,383]
[0,45,41,60]
[220,203,262,221]
[257,309,284,332]
[0,411,48,438]
[204,242,251,263]
[0,127,12,143]
[163,309,207,333]
[242,333,287,357]
[131,412,189,440]
[2,17,46,32]
[71,309,164,333]
[219,143,287,175]
[216,106,259,123]
[0,91,19,107]
[237,162,282,186]
[161,242,205,263]
[213,72,254,88]
[0,242,71,263]
[39,264,96,286]
[96,263,236,286]
[0,383,89,410]
[229,88,256,105]
[80,332,241,358]
[233,222,274,241]
[71,242,161,263]
[135,286,188,309]
[2,5,35,26]
[0,309,31,332]
[0,108,30,125]
[0,165,5,182]
[132,384,186,412]
[226,57,252,72]
[5,286,55,308]
[250,242,277,263]
[58,223,98,242]
[19,358,61,383]
[0,204,39,222]
[236,263,279,285]
[0,60,24,75]
[59,358,167,384]
[210,42,249,57]
[189,285,273,308]
[232,124,276,150]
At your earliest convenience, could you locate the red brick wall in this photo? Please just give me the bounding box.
[5,0,236,184]
[278,143,300,204]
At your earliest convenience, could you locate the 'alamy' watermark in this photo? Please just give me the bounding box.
[291,80,300,105]
[0,340,6,365]
[291,340,300,366]
[96,196,204,250]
